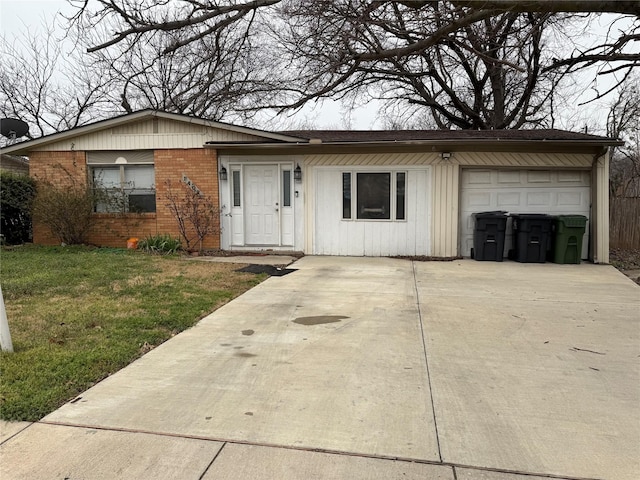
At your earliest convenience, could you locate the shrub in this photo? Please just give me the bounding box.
[164,179,219,253]
[32,179,95,245]
[0,171,36,244]
[137,234,182,254]
[30,164,116,245]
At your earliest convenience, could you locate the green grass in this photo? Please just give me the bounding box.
[0,245,264,421]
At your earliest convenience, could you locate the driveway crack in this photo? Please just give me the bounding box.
[199,441,227,480]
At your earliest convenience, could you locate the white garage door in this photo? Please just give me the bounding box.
[314,167,430,256]
[460,169,590,259]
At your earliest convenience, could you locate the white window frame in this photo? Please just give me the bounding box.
[342,169,408,222]
[87,151,156,214]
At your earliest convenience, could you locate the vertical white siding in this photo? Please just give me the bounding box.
[313,167,430,256]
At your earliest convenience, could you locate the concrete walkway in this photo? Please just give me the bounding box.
[1,257,638,479]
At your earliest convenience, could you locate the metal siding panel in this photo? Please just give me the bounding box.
[593,154,610,263]
[432,163,459,257]
[457,152,592,168]
[304,152,436,166]
[33,121,266,151]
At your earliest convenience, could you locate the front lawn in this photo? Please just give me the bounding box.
[0,245,264,421]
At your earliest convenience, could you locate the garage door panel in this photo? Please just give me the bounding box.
[460,169,590,259]
[496,192,521,206]
[558,171,585,183]
[497,170,521,183]
[527,170,552,183]
[557,191,586,207]
[466,191,492,208]
[527,191,552,206]
[467,170,493,184]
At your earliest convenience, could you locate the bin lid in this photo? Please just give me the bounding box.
[510,213,552,219]
[555,215,587,227]
[473,210,508,218]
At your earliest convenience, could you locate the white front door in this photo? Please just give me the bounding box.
[245,164,279,245]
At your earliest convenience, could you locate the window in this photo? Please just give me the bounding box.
[342,170,406,221]
[396,172,406,220]
[88,151,155,213]
[283,170,291,207]
[357,172,390,219]
[342,172,351,219]
[232,170,241,207]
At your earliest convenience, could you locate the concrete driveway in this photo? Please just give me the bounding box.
[1,257,638,479]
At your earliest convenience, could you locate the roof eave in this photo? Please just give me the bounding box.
[205,138,623,149]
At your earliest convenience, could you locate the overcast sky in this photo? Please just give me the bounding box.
[0,0,628,132]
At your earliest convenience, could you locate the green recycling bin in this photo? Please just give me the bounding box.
[552,215,587,264]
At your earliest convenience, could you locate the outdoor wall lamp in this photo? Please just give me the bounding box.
[441,152,452,161]
[294,164,302,182]
[219,166,228,181]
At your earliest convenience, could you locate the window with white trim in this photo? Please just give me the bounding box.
[342,170,407,221]
[88,151,156,213]
[232,170,241,207]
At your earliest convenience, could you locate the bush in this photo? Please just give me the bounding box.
[30,164,114,245]
[0,171,36,244]
[164,179,219,253]
[137,234,182,254]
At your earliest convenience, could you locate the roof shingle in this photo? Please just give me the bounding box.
[280,129,616,143]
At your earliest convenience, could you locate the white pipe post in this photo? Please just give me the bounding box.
[0,285,14,353]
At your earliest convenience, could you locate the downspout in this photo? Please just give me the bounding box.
[590,146,609,264]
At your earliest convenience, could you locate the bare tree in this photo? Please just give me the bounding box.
[0,21,116,138]
[274,2,572,129]
[66,0,638,130]
[607,75,640,196]
[68,0,279,122]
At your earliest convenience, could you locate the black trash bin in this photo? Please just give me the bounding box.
[510,214,553,263]
[472,211,508,262]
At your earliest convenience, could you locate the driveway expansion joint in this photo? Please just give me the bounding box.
[31,420,605,480]
[411,261,443,462]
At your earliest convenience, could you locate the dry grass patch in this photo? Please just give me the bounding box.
[0,245,265,421]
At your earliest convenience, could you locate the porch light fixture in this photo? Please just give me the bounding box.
[441,152,452,161]
[219,166,228,181]
[115,156,128,164]
[294,164,302,182]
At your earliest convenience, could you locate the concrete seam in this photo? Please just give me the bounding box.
[198,441,227,480]
[0,422,34,446]
[411,261,443,462]
[35,421,604,480]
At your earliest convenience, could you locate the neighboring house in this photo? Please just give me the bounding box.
[0,154,29,175]
[0,110,621,263]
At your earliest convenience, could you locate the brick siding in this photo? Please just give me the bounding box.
[29,149,220,249]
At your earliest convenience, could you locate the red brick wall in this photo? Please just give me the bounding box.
[30,151,89,245]
[29,149,220,249]
[155,149,220,250]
